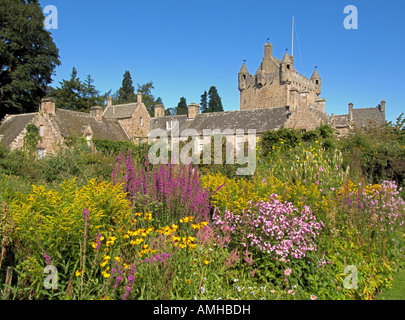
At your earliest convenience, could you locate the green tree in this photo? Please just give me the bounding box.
[0,0,60,119]
[200,90,208,113]
[52,67,87,112]
[83,74,100,109]
[115,70,136,104]
[137,81,157,116]
[176,97,188,115]
[207,86,223,113]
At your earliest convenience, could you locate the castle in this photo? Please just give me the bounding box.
[0,40,386,156]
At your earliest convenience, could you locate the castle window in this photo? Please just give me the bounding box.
[39,125,44,137]
[287,64,290,70]
[316,80,319,85]
[243,75,246,80]
[140,117,143,126]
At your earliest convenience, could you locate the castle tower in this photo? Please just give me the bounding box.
[238,40,326,115]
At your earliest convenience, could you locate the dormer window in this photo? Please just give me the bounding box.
[166,120,172,130]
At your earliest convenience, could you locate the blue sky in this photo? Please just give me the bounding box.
[39,0,405,122]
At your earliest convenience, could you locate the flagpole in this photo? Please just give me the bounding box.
[292,16,294,57]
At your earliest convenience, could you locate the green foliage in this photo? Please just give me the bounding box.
[49,67,110,112]
[0,121,404,300]
[0,0,60,118]
[93,139,150,160]
[176,97,188,115]
[207,86,223,113]
[24,123,41,154]
[339,123,405,186]
[200,90,208,113]
[114,70,136,104]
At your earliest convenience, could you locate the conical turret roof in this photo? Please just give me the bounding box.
[239,62,249,74]
[311,68,321,79]
[282,52,292,63]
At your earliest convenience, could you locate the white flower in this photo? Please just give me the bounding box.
[200,286,205,294]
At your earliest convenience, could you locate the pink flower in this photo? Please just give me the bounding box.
[284,268,291,276]
[310,294,318,300]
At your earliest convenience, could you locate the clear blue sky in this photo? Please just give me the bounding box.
[39,0,405,122]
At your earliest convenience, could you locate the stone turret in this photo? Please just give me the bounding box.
[311,68,321,95]
[280,52,293,84]
[238,62,249,91]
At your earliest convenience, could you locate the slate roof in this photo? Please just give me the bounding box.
[102,102,138,119]
[332,114,349,128]
[0,113,36,146]
[52,109,129,141]
[151,107,291,135]
[352,107,385,127]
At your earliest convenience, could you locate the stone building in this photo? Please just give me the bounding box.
[236,42,329,132]
[102,92,151,144]
[0,41,386,156]
[330,100,386,136]
[0,93,151,156]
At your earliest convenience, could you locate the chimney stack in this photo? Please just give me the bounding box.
[107,96,112,108]
[40,97,56,116]
[380,100,386,112]
[137,91,142,103]
[154,104,165,118]
[90,106,103,121]
[348,103,353,121]
[188,103,200,120]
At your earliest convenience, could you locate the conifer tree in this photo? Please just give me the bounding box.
[176,97,188,115]
[116,70,136,104]
[207,86,223,113]
[200,90,208,113]
[52,67,87,112]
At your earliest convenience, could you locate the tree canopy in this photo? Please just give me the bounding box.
[207,86,223,113]
[47,67,110,112]
[0,0,60,119]
[175,97,188,115]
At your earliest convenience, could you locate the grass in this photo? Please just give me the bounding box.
[376,268,405,300]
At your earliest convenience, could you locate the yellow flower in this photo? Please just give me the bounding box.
[114,256,121,263]
[144,212,152,221]
[185,279,191,284]
[203,260,210,265]
[75,270,84,277]
[106,236,117,247]
[130,238,144,246]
